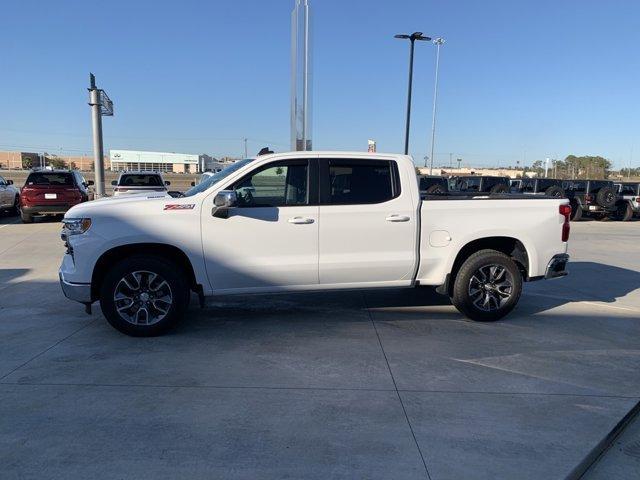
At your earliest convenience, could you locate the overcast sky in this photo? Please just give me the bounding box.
[1,0,638,168]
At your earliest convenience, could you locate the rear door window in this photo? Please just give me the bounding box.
[324,160,398,205]
[26,172,74,186]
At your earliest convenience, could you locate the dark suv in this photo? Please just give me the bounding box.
[418,175,448,195]
[449,176,510,194]
[562,179,618,221]
[20,170,93,223]
[511,178,565,197]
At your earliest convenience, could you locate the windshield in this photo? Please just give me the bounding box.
[183,159,255,197]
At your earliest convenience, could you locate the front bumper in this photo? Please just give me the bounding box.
[59,271,92,303]
[545,254,569,279]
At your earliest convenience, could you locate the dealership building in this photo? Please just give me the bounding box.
[109,150,218,173]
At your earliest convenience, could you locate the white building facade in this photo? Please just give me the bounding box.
[110,150,209,173]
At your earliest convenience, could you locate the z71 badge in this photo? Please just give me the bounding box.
[164,204,195,210]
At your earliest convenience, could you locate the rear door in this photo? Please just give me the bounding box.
[318,157,417,287]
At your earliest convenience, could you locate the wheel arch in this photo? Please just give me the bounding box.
[439,236,529,296]
[91,243,198,301]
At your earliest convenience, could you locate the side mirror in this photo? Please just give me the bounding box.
[111,180,117,186]
[87,180,94,186]
[7,180,13,185]
[165,181,171,186]
[212,190,237,218]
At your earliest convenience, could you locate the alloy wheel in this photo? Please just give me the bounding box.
[468,264,514,312]
[113,270,173,325]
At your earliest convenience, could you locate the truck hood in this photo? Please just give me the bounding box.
[64,192,173,218]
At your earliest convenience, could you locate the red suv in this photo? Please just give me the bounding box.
[20,170,93,223]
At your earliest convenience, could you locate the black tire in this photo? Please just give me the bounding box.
[10,195,20,216]
[424,184,446,195]
[20,210,33,223]
[614,202,634,222]
[570,204,583,221]
[545,185,565,198]
[99,255,190,336]
[489,184,509,194]
[596,186,616,208]
[450,249,523,322]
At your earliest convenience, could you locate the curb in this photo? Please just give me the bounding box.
[566,399,640,479]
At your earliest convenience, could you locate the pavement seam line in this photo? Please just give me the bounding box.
[0,319,98,381]
[0,382,637,401]
[362,293,432,480]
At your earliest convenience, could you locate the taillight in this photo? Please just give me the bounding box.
[559,204,571,242]
[584,193,593,203]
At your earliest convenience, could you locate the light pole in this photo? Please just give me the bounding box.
[395,32,431,155]
[428,37,445,175]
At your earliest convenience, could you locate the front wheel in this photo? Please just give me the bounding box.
[99,255,190,336]
[450,249,523,322]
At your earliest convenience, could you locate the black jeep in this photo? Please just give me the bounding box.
[449,176,510,194]
[562,179,618,221]
[511,178,566,197]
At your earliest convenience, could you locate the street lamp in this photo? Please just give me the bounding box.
[395,32,431,155]
[428,37,445,175]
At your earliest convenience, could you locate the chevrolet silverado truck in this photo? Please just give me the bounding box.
[59,152,570,336]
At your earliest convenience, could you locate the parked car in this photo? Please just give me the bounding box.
[613,182,640,221]
[449,175,510,194]
[511,178,566,197]
[59,152,570,336]
[0,175,20,215]
[111,172,170,196]
[418,175,448,195]
[562,180,618,221]
[20,170,92,223]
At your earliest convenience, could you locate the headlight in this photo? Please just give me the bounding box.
[61,218,92,238]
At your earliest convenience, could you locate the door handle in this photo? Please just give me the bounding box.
[386,214,410,222]
[288,216,314,224]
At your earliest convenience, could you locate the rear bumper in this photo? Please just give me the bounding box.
[21,205,73,215]
[545,254,569,279]
[59,271,92,303]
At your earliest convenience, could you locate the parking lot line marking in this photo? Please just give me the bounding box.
[0,219,20,229]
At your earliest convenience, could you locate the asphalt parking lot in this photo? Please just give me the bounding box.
[1,215,639,479]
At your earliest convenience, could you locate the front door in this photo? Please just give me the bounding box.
[202,159,319,293]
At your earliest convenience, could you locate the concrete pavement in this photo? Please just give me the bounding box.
[0,215,639,479]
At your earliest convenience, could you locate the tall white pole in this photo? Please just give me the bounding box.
[428,38,444,175]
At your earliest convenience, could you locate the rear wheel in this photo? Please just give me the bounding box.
[489,184,509,194]
[11,195,19,215]
[545,186,565,198]
[424,184,446,195]
[20,210,33,223]
[99,255,190,336]
[450,249,523,322]
[570,204,583,221]
[614,202,634,222]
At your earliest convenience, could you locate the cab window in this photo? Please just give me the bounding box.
[231,160,309,208]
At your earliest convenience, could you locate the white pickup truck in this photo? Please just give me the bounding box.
[59,152,571,336]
